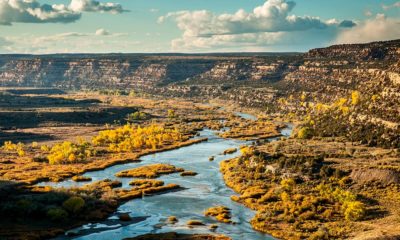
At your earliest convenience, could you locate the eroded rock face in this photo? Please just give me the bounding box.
[306,39,400,61]
[0,39,399,108]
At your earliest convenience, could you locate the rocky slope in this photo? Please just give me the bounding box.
[0,40,398,107]
[0,40,399,113]
[0,54,298,89]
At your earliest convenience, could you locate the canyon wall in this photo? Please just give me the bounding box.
[0,40,399,108]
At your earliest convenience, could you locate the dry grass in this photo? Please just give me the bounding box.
[204,206,233,223]
[116,164,184,178]
[220,137,400,240]
[129,179,164,187]
[72,175,92,182]
[219,119,282,140]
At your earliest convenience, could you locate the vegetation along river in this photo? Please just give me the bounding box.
[41,112,293,240]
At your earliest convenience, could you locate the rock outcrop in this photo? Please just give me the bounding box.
[0,40,399,108]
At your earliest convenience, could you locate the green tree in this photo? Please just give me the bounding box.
[62,196,85,214]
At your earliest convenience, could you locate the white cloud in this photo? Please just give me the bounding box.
[336,14,400,44]
[2,30,139,54]
[0,0,81,25]
[95,28,110,36]
[0,0,127,25]
[159,0,329,37]
[69,0,126,14]
[159,0,356,52]
[382,2,400,10]
[171,32,284,51]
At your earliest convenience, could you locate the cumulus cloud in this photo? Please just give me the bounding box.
[382,2,400,10]
[336,14,400,44]
[69,0,126,14]
[159,0,356,51]
[2,30,138,54]
[0,0,81,25]
[95,28,110,36]
[338,20,357,28]
[159,0,330,37]
[171,32,284,51]
[0,0,127,25]
[171,28,341,52]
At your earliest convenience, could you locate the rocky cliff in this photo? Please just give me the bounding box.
[0,40,399,107]
[0,54,298,89]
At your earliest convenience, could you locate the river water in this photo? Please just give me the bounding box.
[45,113,293,240]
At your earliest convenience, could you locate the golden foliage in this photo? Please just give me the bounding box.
[2,141,25,157]
[31,142,38,148]
[297,127,313,139]
[167,109,175,118]
[240,146,254,157]
[92,123,182,152]
[316,183,365,221]
[204,206,232,223]
[116,164,184,178]
[47,141,95,164]
[280,178,296,191]
[351,91,361,106]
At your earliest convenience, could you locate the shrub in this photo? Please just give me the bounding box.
[47,141,94,164]
[47,208,68,221]
[309,228,329,240]
[62,196,85,214]
[297,127,313,139]
[40,145,50,152]
[17,149,25,157]
[316,183,365,221]
[2,141,25,157]
[92,124,182,152]
[167,109,175,118]
[342,201,365,221]
[351,91,361,106]
[281,178,296,191]
[127,111,148,121]
[240,146,254,157]
[299,210,315,221]
[321,209,333,219]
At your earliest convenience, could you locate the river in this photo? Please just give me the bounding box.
[44,112,293,240]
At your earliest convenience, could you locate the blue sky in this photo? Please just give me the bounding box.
[0,0,399,53]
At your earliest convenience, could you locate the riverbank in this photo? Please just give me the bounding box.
[0,94,283,240]
[219,136,400,239]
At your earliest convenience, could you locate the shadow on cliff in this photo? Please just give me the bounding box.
[0,131,55,144]
[0,106,138,128]
[3,88,66,95]
[0,93,100,109]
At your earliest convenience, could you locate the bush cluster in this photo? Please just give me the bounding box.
[92,123,183,152]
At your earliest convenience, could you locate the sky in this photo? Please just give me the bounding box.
[0,0,399,54]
